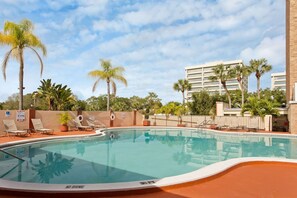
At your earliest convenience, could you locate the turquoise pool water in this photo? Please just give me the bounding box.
[0,128,296,184]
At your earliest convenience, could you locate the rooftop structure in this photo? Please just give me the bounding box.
[185,60,248,101]
[271,72,286,91]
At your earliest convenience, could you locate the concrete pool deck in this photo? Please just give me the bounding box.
[0,129,297,197]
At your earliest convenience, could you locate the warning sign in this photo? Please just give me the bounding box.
[16,111,25,122]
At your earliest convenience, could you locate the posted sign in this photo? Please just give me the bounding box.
[16,111,25,122]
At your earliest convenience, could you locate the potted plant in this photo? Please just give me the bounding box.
[59,112,72,132]
[143,108,151,126]
[175,105,186,127]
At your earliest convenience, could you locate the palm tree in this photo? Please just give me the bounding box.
[88,59,127,111]
[241,96,280,118]
[248,58,272,99]
[36,79,56,110]
[231,64,250,107]
[36,79,75,110]
[0,19,47,110]
[208,64,234,108]
[173,79,192,105]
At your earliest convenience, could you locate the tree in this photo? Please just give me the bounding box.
[88,59,127,111]
[36,79,56,110]
[130,96,146,111]
[257,88,286,107]
[111,96,132,111]
[86,95,107,111]
[248,58,272,99]
[0,19,47,110]
[189,90,215,115]
[231,64,250,107]
[208,64,234,108]
[241,96,280,118]
[2,93,34,110]
[36,79,75,110]
[144,92,162,114]
[157,102,178,126]
[173,79,192,105]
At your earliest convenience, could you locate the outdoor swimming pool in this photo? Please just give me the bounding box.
[0,128,297,191]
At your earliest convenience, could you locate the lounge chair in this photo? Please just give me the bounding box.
[3,120,29,137]
[73,117,93,131]
[86,119,106,129]
[31,119,54,134]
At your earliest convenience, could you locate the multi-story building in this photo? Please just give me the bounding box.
[185,60,248,101]
[271,72,286,91]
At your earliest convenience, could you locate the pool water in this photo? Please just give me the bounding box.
[0,128,296,184]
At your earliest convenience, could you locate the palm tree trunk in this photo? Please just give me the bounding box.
[223,84,232,108]
[107,79,110,111]
[182,91,185,105]
[257,76,260,99]
[19,49,24,110]
[239,82,244,107]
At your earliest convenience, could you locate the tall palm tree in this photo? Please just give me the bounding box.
[231,63,251,107]
[88,59,127,111]
[208,64,234,108]
[248,58,272,99]
[173,79,192,105]
[0,19,47,110]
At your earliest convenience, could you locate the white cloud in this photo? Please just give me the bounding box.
[120,0,202,26]
[93,19,130,33]
[240,36,285,67]
[0,0,286,103]
[75,0,108,18]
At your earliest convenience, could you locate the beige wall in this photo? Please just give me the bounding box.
[149,115,265,130]
[0,110,30,136]
[288,104,297,133]
[0,110,144,135]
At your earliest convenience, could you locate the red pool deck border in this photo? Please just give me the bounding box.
[0,129,297,197]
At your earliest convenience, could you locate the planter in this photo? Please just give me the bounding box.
[177,124,186,127]
[60,124,69,132]
[143,120,151,126]
[209,124,217,129]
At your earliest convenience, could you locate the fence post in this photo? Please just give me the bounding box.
[110,110,114,127]
[28,109,35,129]
[133,110,137,126]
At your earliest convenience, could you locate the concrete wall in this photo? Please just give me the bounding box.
[0,110,30,136]
[149,115,265,130]
[286,0,297,101]
[0,110,144,135]
[286,0,297,133]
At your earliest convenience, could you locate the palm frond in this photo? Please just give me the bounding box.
[113,75,127,86]
[92,79,100,92]
[2,48,16,81]
[88,70,107,79]
[25,34,47,56]
[28,46,44,77]
[0,33,15,46]
[20,19,34,32]
[111,80,117,96]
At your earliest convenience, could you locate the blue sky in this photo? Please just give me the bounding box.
[0,0,285,104]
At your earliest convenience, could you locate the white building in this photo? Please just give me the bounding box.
[271,72,286,91]
[185,60,248,101]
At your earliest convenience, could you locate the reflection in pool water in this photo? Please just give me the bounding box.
[0,128,296,184]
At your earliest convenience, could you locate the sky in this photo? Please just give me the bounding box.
[0,0,286,104]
